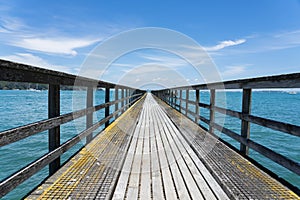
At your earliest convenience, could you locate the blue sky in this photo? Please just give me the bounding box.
[1,0,300,87]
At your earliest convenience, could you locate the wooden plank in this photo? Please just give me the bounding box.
[240,89,252,155]
[151,105,177,199]
[153,99,191,200]
[140,98,151,200]
[126,102,146,199]
[98,98,145,199]
[112,103,146,200]
[156,104,228,199]
[156,96,300,199]
[156,106,204,200]
[149,100,164,200]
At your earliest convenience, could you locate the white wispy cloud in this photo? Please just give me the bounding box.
[266,30,300,50]
[10,37,101,56]
[0,16,102,56]
[0,17,27,32]
[204,39,246,51]
[216,30,300,55]
[138,53,189,67]
[0,53,74,73]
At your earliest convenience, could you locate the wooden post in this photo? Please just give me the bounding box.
[209,89,215,134]
[171,90,173,107]
[105,87,110,128]
[115,87,119,118]
[169,90,172,107]
[195,89,200,123]
[129,89,131,105]
[173,90,176,108]
[48,84,60,175]
[179,90,182,112]
[240,89,252,155]
[126,89,129,108]
[185,89,189,116]
[86,86,93,144]
[121,88,124,113]
[168,90,172,106]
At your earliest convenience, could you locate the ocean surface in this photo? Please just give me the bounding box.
[0,90,299,199]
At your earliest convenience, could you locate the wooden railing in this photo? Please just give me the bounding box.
[152,73,300,180]
[0,59,144,198]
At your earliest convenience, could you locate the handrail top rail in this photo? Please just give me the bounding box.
[156,72,300,91]
[0,59,138,90]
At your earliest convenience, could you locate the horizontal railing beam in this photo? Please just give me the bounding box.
[211,105,300,137]
[0,59,137,89]
[211,122,300,176]
[164,72,300,90]
[0,93,142,146]
[199,102,210,109]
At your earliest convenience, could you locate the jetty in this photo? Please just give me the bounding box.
[0,59,299,199]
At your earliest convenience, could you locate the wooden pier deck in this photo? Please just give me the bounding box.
[26,93,299,200]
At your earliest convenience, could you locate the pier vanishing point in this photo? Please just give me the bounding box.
[0,59,300,199]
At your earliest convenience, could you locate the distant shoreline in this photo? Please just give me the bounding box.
[0,81,104,91]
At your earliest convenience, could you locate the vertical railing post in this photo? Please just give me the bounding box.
[48,84,60,175]
[126,89,129,108]
[164,90,167,102]
[166,90,168,104]
[105,87,110,128]
[86,86,93,144]
[169,90,172,107]
[195,89,200,123]
[209,89,215,134]
[115,87,119,118]
[185,89,189,116]
[173,90,176,108]
[170,90,174,108]
[240,89,252,156]
[121,88,124,114]
[129,89,132,105]
[168,89,170,105]
[179,89,182,112]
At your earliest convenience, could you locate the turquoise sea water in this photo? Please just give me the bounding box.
[0,90,299,199]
